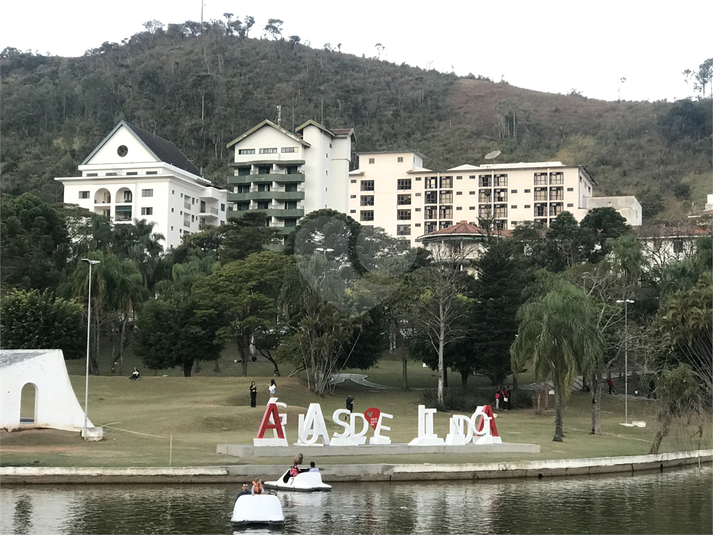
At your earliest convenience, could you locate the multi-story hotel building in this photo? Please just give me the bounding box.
[55,121,228,250]
[348,153,640,247]
[226,119,355,237]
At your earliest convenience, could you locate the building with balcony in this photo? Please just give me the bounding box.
[225,119,355,237]
[55,121,227,250]
[348,154,640,247]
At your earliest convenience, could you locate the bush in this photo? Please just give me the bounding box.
[420,388,493,412]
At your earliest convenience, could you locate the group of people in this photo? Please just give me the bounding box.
[249,379,277,407]
[494,386,512,410]
[236,480,263,498]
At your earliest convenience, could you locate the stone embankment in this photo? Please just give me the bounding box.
[1,450,710,484]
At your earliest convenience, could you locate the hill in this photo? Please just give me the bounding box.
[1,24,711,222]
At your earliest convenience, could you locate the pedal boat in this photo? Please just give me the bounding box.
[231,493,285,526]
[264,469,332,492]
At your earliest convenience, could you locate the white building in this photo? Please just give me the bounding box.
[55,121,227,250]
[225,119,355,237]
[348,154,640,247]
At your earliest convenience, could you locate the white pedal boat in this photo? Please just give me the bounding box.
[264,470,332,492]
[231,493,285,526]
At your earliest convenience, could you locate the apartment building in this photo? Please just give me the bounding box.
[226,119,355,236]
[55,121,227,250]
[348,153,640,247]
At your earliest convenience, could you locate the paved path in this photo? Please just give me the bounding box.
[330,373,394,389]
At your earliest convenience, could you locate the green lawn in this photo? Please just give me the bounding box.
[2,364,710,468]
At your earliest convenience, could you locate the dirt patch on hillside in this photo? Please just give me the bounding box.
[1,428,82,447]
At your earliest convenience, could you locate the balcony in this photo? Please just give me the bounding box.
[227,191,305,202]
[264,208,304,218]
[228,172,305,185]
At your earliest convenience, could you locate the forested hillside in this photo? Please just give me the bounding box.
[1,21,711,222]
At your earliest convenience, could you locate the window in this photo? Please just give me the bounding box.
[369,158,375,164]
[397,194,411,205]
[350,210,356,213]
[79,191,89,199]
[350,179,357,183]
[439,206,453,219]
[493,174,508,187]
[117,145,128,157]
[425,191,437,204]
[440,191,453,203]
[146,171,157,175]
[397,156,403,163]
[479,190,492,203]
[495,189,508,202]
[221,204,225,212]
[534,187,548,201]
[361,180,374,191]
[142,189,153,197]
[237,185,249,194]
[361,195,374,206]
[535,203,547,217]
[237,167,251,176]
[479,175,491,187]
[238,149,255,155]
[567,203,574,207]
[350,194,357,199]
[415,207,421,211]
[286,165,299,175]
[360,210,374,221]
[141,207,153,215]
[415,223,421,227]
[184,214,191,227]
[415,192,422,197]
[550,172,564,185]
[281,147,297,153]
[550,187,564,201]
[673,239,684,254]
[456,206,462,210]
[469,206,475,210]
[396,224,411,235]
[479,206,492,218]
[567,187,574,192]
[106,172,117,177]
[397,210,411,220]
[126,171,137,176]
[425,222,437,233]
[257,201,270,210]
[524,204,531,209]
[524,189,531,193]
[456,175,463,180]
[439,221,452,230]
[440,176,453,188]
[258,165,271,174]
[425,177,438,189]
[397,179,412,190]
[456,191,463,196]
[494,205,507,218]
[415,177,422,181]
[87,173,98,177]
[425,206,437,219]
[511,205,517,209]
[285,184,297,192]
[511,189,517,194]
[469,175,476,180]
[534,173,548,185]
[259,148,277,154]
[257,183,271,192]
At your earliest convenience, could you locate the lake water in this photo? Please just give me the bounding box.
[1,465,710,534]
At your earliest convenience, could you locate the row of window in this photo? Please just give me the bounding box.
[358,179,575,195]
[238,147,298,155]
[85,171,159,177]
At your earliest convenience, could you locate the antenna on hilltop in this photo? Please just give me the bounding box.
[277,105,282,126]
[484,150,501,160]
[200,0,204,26]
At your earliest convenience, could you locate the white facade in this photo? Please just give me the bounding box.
[587,196,642,226]
[348,156,598,247]
[55,121,227,250]
[226,120,354,236]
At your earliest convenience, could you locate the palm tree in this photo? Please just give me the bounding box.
[511,276,603,441]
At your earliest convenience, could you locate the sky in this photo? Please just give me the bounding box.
[2,0,711,103]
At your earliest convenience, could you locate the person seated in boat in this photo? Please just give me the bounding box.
[251,479,263,495]
[309,462,319,472]
[236,483,250,499]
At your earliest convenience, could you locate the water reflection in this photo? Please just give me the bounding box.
[1,466,710,534]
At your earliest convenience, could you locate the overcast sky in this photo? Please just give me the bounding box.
[2,0,711,102]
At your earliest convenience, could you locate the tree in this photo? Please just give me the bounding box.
[511,276,603,441]
[541,212,591,272]
[193,250,292,377]
[407,259,470,406]
[471,238,530,385]
[134,258,223,376]
[694,58,713,97]
[1,289,84,359]
[579,206,630,264]
[1,193,70,291]
[263,19,283,40]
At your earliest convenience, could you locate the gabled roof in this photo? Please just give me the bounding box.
[447,164,481,171]
[226,120,310,149]
[82,121,202,177]
[296,120,356,141]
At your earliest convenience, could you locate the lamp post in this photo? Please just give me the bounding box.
[616,299,634,425]
[82,258,100,440]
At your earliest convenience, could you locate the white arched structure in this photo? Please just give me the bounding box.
[0,349,94,432]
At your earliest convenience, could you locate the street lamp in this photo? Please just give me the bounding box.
[616,299,634,425]
[82,258,100,440]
